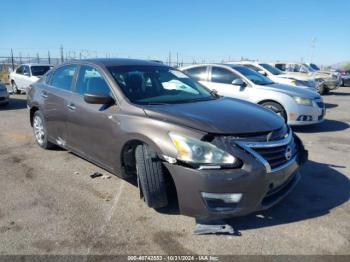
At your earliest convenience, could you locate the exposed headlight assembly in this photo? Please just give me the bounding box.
[293,96,313,106]
[169,132,240,168]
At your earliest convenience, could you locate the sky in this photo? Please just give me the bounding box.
[0,0,349,65]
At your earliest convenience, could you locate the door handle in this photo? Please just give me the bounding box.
[67,104,76,111]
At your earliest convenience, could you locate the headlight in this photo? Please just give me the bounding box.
[169,132,238,166]
[293,96,313,106]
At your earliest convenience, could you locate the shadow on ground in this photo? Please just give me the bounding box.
[293,119,349,133]
[0,97,27,111]
[325,91,350,96]
[324,102,338,109]
[223,160,349,233]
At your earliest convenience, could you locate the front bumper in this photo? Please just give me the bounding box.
[287,99,325,126]
[0,90,9,105]
[164,134,307,220]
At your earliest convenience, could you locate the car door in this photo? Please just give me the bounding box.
[43,64,78,146]
[22,65,32,89]
[66,64,119,170]
[206,66,247,100]
[14,66,24,88]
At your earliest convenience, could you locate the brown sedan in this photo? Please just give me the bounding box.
[27,59,307,220]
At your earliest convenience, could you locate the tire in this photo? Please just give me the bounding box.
[135,144,168,209]
[11,81,20,94]
[32,111,55,149]
[261,101,287,122]
[340,79,344,87]
[317,83,327,95]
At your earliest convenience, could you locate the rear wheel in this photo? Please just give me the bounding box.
[33,111,55,149]
[135,144,168,209]
[260,101,287,122]
[11,81,20,94]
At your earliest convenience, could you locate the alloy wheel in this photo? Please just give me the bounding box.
[33,115,45,145]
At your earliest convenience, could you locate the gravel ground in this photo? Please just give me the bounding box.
[0,86,349,255]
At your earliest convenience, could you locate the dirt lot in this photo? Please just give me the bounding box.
[0,87,349,255]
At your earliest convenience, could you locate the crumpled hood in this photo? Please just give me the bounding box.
[260,83,320,99]
[143,97,284,134]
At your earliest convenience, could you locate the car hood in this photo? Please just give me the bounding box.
[143,97,284,134]
[259,83,320,99]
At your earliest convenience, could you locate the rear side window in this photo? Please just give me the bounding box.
[275,64,286,71]
[50,65,77,91]
[183,66,207,81]
[75,65,112,96]
[211,67,238,84]
[244,64,260,72]
[23,66,30,76]
[16,66,23,74]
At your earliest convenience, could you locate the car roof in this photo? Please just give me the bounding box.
[82,58,169,67]
[18,63,53,67]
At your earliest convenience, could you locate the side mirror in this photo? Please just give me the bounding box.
[84,93,115,105]
[258,70,267,76]
[23,72,30,76]
[232,79,246,86]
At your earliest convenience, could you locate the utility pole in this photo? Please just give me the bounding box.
[48,51,51,64]
[168,51,171,66]
[176,52,179,67]
[10,49,15,70]
[37,53,40,64]
[60,45,64,63]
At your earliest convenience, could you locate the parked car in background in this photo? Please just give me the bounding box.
[181,64,325,126]
[337,69,350,86]
[27,58,308,219]
[10,64,53,94]
[0,81,9,106]
[272,62,340,95]
[229,61,317,92]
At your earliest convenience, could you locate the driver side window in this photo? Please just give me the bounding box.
[211,67,238,84]
[75,65,112,96]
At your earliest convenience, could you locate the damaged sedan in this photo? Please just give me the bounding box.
[27,58,307,220]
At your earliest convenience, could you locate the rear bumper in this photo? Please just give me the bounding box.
[164,135,307,220]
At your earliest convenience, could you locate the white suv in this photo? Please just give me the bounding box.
[229,61,317,92]
[10,64,53,94]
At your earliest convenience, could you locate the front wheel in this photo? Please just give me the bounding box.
[135,144,168,209]
[33,111,55,149]
[261,101,287,122]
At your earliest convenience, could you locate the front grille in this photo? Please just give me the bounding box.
[252,138,297,170]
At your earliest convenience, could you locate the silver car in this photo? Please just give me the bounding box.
[181,64,325,126]
[0,82,9,106]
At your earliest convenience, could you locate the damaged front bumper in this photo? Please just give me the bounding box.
[164,133,308,220]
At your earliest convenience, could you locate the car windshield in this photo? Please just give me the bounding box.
[31,66,52,76]
[108,66,215,104]
[309,63,320,71]
[259,63,283,75]
[229,66,275,85]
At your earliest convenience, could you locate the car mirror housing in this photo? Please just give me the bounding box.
[84,93,115,105]
[258,70,267,76]
[232,79,246,87]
